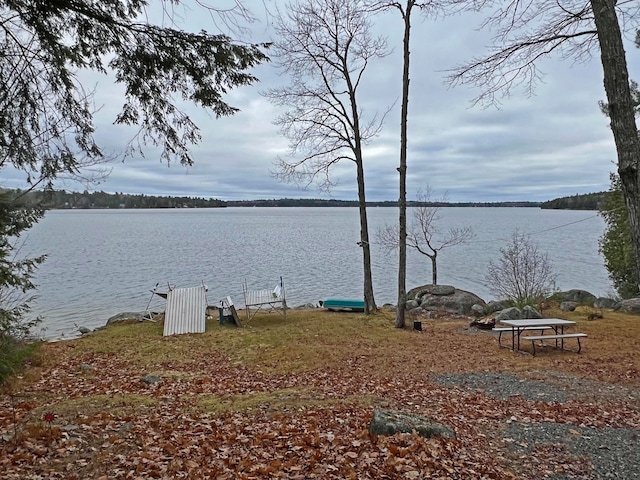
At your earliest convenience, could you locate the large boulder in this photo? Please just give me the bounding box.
[594,297,619,309]
[496,307,522,321]
[412,286,486,315]
[560,301,578,312]
[405,299,420,311]
[522,305,542,319]
[368,408,456,439]
[486,301,506,314]
[556,289,597,305]
[407,284,455,300]
[615,298,640,315]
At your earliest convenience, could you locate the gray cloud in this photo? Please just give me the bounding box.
[5,1,636,203]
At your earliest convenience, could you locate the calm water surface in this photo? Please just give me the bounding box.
[22,207,611,339]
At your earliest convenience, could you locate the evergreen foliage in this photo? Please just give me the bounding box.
[0,192,45,383]
[597,68,640,300]
[1,0,269,184]
[599,174,639,299]
[539,192,610,210]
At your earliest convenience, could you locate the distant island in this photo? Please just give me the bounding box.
[14,189,607,210]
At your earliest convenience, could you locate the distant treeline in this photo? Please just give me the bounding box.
[26,189,226,209]
[225,199,542,208]
[7,188,607,210]
[539,192,610,210]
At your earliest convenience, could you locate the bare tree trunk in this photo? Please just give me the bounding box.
[431,253,437,285]
[356,157,377,313]
[395,0,414,328]
[590,0,640,290]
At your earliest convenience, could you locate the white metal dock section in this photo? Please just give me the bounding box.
[163,286,207,336]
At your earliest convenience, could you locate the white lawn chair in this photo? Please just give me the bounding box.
[242,276,287,321]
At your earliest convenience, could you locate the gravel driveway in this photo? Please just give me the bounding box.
[434,372,640,479]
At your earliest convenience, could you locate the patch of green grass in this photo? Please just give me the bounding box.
[213,309,409,373]
[70,309,411,374]
[196,387,381,415]
[34,393,158,419]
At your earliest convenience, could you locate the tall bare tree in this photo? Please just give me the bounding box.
[396,0,414,328]
[367,0,439,327]
[446,0,640,290]
[377,188,474,284]
[265,0,390,314]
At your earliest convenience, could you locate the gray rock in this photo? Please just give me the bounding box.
[107,312,148,325]
[616,298,640,314]
[496,307,522,321]
[560,301,578,312]
[79,364,94,371]
[77,326,91,334]
[557,289,597,305]
[141,374,162,385]
[405,299,419,310]
[471,304,486,316]
[368,408,456,439]
[486,301,505,313]
[422,284,456,296]
[417,288,486,315]
[522,305,542,319]
[407,284,455,300]
[594,297,619,309]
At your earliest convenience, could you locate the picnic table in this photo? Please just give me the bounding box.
[496,318,587,355]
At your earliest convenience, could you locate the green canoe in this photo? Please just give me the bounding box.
[321,298,365,312]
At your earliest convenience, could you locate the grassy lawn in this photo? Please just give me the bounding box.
[1,305,639,479]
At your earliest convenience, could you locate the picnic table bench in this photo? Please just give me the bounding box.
[525,333,588,355]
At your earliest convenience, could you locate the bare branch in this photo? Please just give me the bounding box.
[376,187,475,284]
[263,0,390,189]
[443,0,640,107]
[486,230,558,306]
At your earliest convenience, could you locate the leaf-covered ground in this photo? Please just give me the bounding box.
[1,306,639,479]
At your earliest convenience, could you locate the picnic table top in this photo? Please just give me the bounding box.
[500,318,576,327]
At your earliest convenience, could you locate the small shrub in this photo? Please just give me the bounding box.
[486,231,558,308]
[0,335,40,384]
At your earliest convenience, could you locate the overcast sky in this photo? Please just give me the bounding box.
[9,0,640,203]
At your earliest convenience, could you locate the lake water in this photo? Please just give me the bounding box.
[21,207,611,339]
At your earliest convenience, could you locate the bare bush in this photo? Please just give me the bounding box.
[486,231,557,307]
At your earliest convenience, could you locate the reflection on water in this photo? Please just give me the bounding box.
[23,207,610,339]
